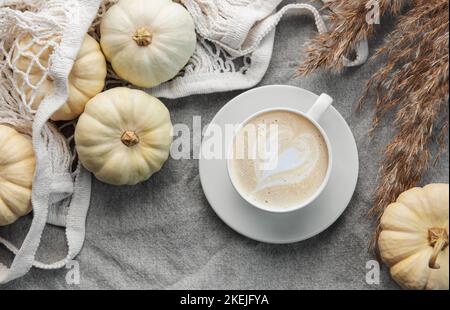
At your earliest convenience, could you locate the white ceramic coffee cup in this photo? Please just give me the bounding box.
[227,93,334,214]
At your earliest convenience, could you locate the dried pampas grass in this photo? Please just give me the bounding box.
[362,0,449,248]
[298,0,409,75]
[298,0,449,250]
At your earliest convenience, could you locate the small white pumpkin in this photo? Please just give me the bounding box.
[14,34,107,121]
[379,184,449,290]
[0,125,36,226]
[75,87,173,186]
[100,0,196,88]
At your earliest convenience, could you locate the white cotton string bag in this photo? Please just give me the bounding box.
[0,0,103,284]
[149,0,369,98]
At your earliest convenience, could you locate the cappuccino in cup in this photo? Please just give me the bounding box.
[229,108,331,212]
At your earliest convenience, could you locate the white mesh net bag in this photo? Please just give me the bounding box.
[100,0,331,98]
[94,0,367,98]
[0,0,99,284]
[0,0,368,283]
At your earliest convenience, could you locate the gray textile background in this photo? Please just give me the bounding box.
[1,1,449,290]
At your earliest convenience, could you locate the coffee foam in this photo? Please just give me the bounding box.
[230,111,329,210]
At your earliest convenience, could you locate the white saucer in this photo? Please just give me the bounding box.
[199,85,359,244]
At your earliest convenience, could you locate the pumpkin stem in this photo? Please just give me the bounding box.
[428,228,449,269]
[121,131,140,147]
[133,27,153,47]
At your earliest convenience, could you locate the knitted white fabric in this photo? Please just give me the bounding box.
[0,0,368,283]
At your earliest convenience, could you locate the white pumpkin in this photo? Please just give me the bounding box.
[0,125,36,226]
[75,87,173,186]
[14,34,107,121]
[100,0,196,88]
[379,184,449,290]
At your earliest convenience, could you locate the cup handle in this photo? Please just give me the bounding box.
[307,93,333,122]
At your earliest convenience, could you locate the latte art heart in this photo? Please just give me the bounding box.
[230,111,329,210]
[253,133,320,193]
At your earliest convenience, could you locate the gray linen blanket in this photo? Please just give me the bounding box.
[1,2,448,290]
